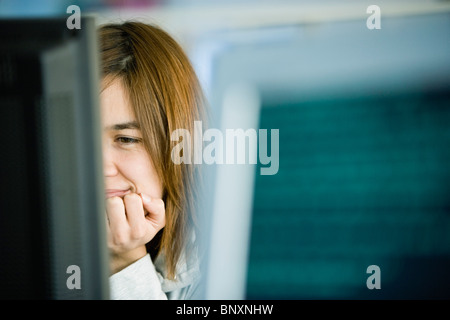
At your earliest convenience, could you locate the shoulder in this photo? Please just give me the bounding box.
[154,245,202,299]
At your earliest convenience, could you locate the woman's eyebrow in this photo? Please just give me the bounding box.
[107,121,140,131]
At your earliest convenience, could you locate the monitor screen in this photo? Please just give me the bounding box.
[248,91,450,299]
[0,17,109,299]
[196,10,450,299]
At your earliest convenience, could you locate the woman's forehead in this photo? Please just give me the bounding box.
[100,79,136,128]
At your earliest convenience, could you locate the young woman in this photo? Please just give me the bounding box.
[99,21,205,299]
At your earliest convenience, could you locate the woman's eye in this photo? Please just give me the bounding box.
[116,136,140,145]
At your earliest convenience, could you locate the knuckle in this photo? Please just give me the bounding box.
[108,241,121,253]
[124,193,141,203]
[112,232,129,248]
[107,196,123,207]
[130,226,146,241]
[153,199,165,211]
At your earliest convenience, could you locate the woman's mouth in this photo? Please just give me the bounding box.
[105,189,131,198]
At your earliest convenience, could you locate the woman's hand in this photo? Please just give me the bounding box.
[106,193,165,274]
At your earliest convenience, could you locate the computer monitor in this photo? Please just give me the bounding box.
[0,17,109,299]
[196,9,450,299]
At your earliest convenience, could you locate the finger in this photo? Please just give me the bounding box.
[106,196,128,246]
[140,194,166,229]
[123,193,147,239]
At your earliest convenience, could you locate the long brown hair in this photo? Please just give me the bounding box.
[98,21,205,279]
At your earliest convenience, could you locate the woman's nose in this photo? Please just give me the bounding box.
[102,144,118,177]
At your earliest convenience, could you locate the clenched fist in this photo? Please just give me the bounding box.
[106,192,165,274]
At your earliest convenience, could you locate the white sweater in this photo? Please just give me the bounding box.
[109,249,201,300]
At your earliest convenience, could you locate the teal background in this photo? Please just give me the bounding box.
[246,92,450,299]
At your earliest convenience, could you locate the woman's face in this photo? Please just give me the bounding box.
[100,79,163,200]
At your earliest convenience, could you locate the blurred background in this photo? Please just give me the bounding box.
[2,0,450,299]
